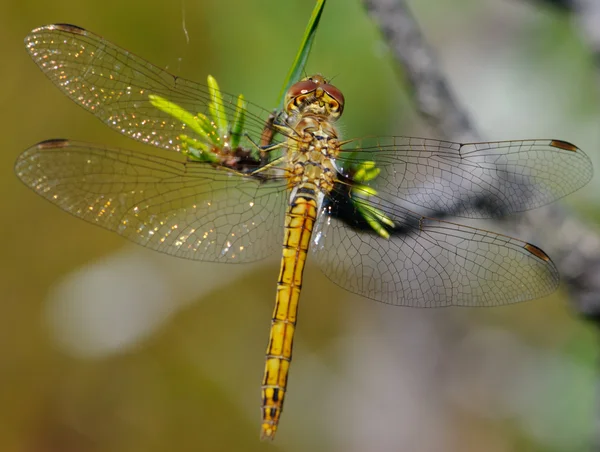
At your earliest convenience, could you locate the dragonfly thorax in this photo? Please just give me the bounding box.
[294,116,338,142]
[285,113,340,194]
[282,77,344,195]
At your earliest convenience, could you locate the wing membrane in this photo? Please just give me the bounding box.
[16,140,288,262]
[312,188,559,307]
[338,137,592,218]
[25,24,291,152]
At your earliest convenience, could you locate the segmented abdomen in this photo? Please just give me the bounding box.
[260,184,319,440]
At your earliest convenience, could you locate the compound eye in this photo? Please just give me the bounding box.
[287,80,318,98]
[284,80,319,114]
[322,84,345,109]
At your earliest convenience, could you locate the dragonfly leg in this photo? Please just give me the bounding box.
[244,132,286,167]
[245,133,286,153]
[249,155,288,178]
[258,110,296,144]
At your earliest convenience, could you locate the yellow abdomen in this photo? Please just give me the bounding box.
[260,187,319,440]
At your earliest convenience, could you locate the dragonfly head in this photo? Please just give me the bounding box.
[284,75,345,121]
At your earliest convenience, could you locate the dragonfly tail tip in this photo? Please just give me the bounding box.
[260,424,277,441]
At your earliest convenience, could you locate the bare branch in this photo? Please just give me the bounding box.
[362,0,479,142]
[362,0,600,312]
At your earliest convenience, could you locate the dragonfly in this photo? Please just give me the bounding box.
[16,24,593,440]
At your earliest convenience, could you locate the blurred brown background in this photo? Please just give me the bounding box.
[1,0,599,451]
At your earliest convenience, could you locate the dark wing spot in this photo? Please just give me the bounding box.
[36,139,70,150]
[524,243,551,262]
[53,23,86,34]
[550,139,579,152]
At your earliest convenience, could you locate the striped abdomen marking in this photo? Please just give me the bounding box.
[260,185,319,440]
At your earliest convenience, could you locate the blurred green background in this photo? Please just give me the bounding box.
[1,0,600,451]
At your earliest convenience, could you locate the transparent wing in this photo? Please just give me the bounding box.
[312,188,559,307]
[337,137,593,218]
[16,140,288,262]
[25,24,291,151]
